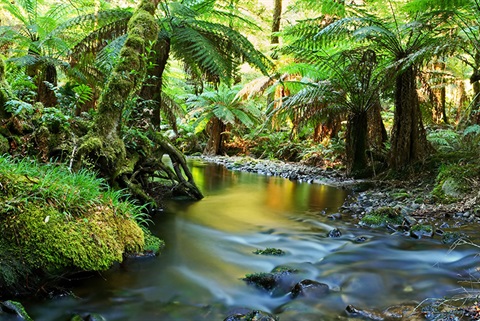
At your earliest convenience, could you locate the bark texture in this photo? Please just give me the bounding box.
[389,66,430,169]
[271,0,282,45]
[346,110,368,177]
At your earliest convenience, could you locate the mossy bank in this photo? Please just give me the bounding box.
[0,155,163,298]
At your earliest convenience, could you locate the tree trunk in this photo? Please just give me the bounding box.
[78,0,160,178]
[367,97,387,150]
[346,110,368,177]
[37,63,58,107]
[430,61,448,124]
[204,116,226,155]
[455,80,468,124]
[389,66,430,169]
[313,116,341,143]
[139,37,171,128]
[271,0,282,45]
[472,80,480,124]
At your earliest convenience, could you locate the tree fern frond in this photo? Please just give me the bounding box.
[67,13,131,63]
[230,108,255,128]
[213,104,235,124]
[95,34,127,74]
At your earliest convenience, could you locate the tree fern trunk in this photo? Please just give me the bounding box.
[367,97,387,150]
[346,110,368,177]
[204,117,226,155]
[37,63,58,107]
[389,66,430,169]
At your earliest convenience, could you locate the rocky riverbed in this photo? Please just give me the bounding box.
[198,155,480,229]
[198,155,480,321]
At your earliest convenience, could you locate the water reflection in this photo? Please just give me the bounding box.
[24,160,480,321]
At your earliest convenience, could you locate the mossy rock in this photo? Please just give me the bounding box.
[442,231,465,245]
[0,300,33,320]
[410,224,433,239]
[360,207,403,228]
[0,157,162,296]
[432,163,479,203]
[253,248,285,256]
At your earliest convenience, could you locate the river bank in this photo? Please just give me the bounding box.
[197,155,480,226]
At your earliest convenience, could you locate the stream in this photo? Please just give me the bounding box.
[25,159,480,320]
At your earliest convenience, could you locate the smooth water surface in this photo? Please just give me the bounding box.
[26,160,480,320]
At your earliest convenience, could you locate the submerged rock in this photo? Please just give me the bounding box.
[224,308,278,321]
[290,279,329,299]
[327,228,342,238]
[253,248,286,256]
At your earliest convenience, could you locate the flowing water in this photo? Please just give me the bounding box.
[25,159,480,320]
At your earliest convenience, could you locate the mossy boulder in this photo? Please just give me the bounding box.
[409,224,433,239]
[0,156,163,296]
[432,163,479,203]
[0,300,33,320]
[359,207,403,228]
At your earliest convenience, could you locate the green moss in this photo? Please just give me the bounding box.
[143,230,164,255]
[253,248,285,256]
[0,135,8,154]
[432,163,478,203]
[392,192,409,200]
[0,156,161,295]
[4,204,144,271]
[360,207,403,227]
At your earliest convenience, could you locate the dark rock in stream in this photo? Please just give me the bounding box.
[327,228,342,238]
[290,279,329,299]
[70,313,107,321]
[224,308,278,321]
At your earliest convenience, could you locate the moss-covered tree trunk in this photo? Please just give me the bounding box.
[79,0,160,178]
[389,66,430,169]
[77,0,203,202]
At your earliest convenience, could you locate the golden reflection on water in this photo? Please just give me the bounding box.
[178,161,349,233]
